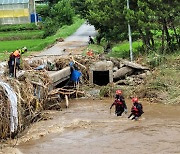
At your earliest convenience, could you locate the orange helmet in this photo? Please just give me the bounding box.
[116,90,122,95]
[132,97,138,103]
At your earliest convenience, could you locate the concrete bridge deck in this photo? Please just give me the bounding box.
[48,67,71,88]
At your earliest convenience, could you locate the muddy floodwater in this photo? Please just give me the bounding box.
[3,98,180,154]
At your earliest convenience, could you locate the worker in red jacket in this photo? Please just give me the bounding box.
[110,90,127,116]
[128,97,144,120]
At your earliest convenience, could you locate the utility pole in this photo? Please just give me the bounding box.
[127,0,133,61]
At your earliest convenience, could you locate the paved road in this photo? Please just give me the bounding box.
[37,22,97,57]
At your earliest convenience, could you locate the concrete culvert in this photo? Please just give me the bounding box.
[89,61,113,86]
[93,71,109,86]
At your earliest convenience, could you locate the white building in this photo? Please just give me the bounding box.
[0,0,36,25]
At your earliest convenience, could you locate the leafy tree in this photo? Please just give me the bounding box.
[43,0,75,37]
[71,0,89,18]
[72,0,179,53]
[45,0,60,6]
[155,0,180,52]
[125,0,158,50]
[36,5,49,20]
[51,0,74,25]
[86,0,128,43]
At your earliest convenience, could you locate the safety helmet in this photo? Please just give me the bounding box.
[132,97,138,103]
[116,90,122,95]
[22,46,27,52]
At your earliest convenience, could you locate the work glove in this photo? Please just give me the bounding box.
[124,109,128,114]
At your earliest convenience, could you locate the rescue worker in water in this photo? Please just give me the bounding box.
[128,97,144,120]
[110,90,127,116]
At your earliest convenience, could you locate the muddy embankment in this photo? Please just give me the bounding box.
[1,98,180,154]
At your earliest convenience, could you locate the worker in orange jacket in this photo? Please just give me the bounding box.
[8,47,27,77]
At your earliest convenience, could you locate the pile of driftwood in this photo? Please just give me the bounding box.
[0,70,51,140]
[47,88,85,109]
[25,54,150,86]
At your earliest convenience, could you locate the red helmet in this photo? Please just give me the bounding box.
[116,90,122,95]
[132,97,138,103]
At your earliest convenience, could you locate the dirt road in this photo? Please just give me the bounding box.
[37,22,97,57]
[2,98,180,154]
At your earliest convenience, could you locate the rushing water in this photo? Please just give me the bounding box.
[2,98,180,154]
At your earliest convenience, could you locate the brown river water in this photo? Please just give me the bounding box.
[1,98,180,154]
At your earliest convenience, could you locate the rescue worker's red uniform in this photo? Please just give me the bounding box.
[110,90,127,116]
[128,97,144,120]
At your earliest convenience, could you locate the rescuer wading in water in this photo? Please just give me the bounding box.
[110,90,127,116]
[128,97,144,120]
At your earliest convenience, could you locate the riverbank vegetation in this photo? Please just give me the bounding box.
[72,0,179,55]
[73,0,179,104]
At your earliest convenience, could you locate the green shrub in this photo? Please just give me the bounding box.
[43,17,59,37]
[99,86,111,97]
[0,30,44,41]
[36,5,49,21]
[146,52,166,68]
[109,41,143,59]
[0,23,41,32]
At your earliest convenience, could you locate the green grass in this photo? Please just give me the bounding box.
[0,23,39,32]
[82,44,104,56]
[0,30,44,40]
[0,17,84,61]
[0,39,43,52]
[109,41,143,59]
[148,66,180,104]
[136,50,180,104]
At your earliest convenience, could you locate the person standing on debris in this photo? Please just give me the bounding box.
[8,47,27,77]
[69,56,82,88]
[88,36,94,44]
[110,90,127,116]
[128,97,144,120]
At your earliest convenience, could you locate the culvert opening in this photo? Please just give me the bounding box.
[55,78,70,88]
[93,71,109,86]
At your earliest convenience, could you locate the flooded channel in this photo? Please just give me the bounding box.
[3,98,180,154]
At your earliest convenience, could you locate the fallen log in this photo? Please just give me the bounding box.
[113,66,134,79]
[122,60,149,70]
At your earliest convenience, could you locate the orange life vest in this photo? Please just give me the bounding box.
[13,50,20,58]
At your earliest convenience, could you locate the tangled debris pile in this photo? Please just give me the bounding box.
[0,69,50,140]
[0,54,150,140]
